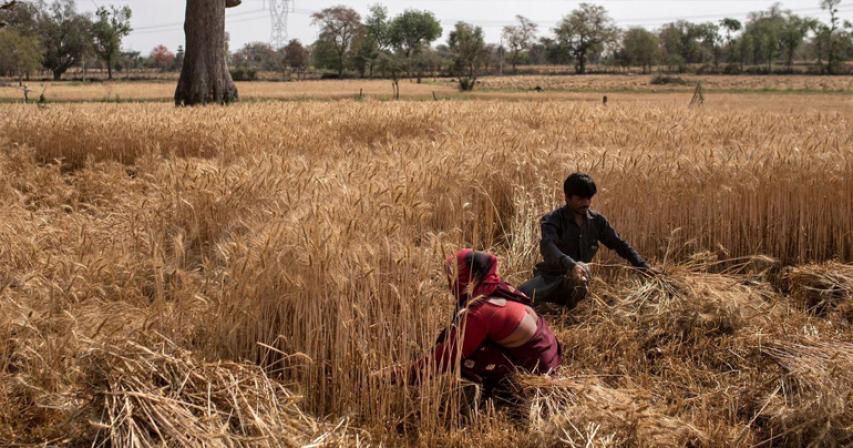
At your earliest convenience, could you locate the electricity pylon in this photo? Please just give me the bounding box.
[266,0,294,49]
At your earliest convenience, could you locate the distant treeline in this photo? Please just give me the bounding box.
[2,0,852,83]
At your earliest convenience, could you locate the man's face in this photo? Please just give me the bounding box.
[566,194,592,215]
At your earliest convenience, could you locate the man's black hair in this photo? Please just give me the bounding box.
[563,173,597,198]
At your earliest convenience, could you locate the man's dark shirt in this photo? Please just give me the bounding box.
[536,206,648,276]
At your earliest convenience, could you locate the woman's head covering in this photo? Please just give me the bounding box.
[446,249,531,308]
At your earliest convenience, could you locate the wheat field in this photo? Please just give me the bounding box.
[0,95,851,446]
[0,79,458,102]
[3,75,852,104]
[475,74,853,93]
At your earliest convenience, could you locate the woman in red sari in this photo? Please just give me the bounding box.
[411,249,561,387]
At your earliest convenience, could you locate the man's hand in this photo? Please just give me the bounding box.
[571,263,590,284]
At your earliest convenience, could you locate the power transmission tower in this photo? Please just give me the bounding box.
[266,0,294,49]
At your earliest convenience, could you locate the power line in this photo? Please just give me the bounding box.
[267,0,295,48]
[127,2,851,36]
[132,8,268,32]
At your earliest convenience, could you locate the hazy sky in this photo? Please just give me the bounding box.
[74,0,852,54]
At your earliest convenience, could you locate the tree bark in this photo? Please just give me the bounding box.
[175,0,239,106]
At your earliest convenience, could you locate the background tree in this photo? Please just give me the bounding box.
[311,6,362,77]
[376,50,404,98]
[353,4,389,77]
[736,31,755,71]
[659,21,710,72]
[387,9,442,81]
[0,0,14,16]
[150,44,175,72]
[502,15,538,73]
[92,5,131,80]
[231,42,280,71]
[779,13,815,72]
[742,5,785,72]
[696,22,722,69]
[415,46,443,77]
[40,0,93,80]
[311,36,342,74]
[350,27,377,77]
[447,21,488,91]
[0,0,16,28]
[175,0,240,106]
[537,37,572,65]
[0,0,41,80]
[174,45,184,71]
[821,0,843,73]
[0,28,42,80]
[282,39,308,78]
[0,0,38,33]
[620,27,660,73]
[720,18,742,67]
[554,3,618,74]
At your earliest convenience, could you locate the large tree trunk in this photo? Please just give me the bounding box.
[175,0,239,106]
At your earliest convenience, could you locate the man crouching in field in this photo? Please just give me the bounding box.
[520,173,653,310]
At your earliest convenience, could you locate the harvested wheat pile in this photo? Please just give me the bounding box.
[515,375,707,448]
[783,263,853,321]
[563,262,780,369]
[756,340,853,447]
[81,339,355,448]
[0,294,354,446]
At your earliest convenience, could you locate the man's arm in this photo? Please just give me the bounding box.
[540,211,576,272]
[597,215,648,268]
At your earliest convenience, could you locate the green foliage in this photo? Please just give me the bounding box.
[554,3,618,74]
[620,28,660,73]
[282,39,308,73]
[0,0,40,35]
[40,0,93,80]
[364,5,389,51]
[448,22,487,91]
[387,9,442,80]
[649,74,689,85]
[779,14,817,71]
[536,37,572,65]
[231,41,280,72]
[502,15,538,73]
[311,36,342,74]
[0,28,42,77]
[92,5,132,79]
[659,21,718,72]
[350,27,378,77]
[347,6,390,78]
[820,0,847,73]
[311,6,362,76]
[229,66,257,81]
[741,5,785,72]
[388,9,442,59]
[174,45,184,71]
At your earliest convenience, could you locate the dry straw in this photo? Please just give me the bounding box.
[0,99,851,445]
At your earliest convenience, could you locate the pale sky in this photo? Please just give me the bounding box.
[74,0,852,55]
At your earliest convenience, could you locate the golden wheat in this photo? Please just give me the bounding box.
[0,79,457,102]
[0,95,851,446]
[475,74,853,93]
